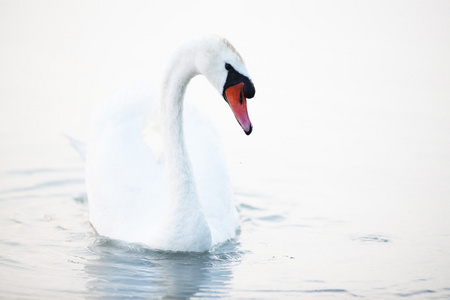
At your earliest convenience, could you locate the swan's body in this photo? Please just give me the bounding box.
[85,36,255,252]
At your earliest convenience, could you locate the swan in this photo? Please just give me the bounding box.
[85,36,256,252]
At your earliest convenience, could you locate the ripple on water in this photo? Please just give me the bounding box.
[352,234,391,243]
[256,214,286,222]
[239,203,263,211]
[395,289,436,297]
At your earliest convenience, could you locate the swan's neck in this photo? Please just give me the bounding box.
[158,50,212,251]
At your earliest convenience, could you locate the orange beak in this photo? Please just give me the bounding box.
[224,83,252,135]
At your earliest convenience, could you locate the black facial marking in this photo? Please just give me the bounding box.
[222,63,255,100]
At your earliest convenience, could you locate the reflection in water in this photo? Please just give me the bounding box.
[84,237,242,299]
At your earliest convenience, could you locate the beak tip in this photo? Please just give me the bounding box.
[244,124,253,135]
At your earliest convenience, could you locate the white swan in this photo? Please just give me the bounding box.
[85,36,255,252]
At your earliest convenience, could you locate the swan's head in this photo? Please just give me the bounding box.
[195,36,256,135]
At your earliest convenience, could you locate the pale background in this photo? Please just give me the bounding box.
[1,0,450,298]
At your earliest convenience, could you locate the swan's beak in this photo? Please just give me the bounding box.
[224,83,252,135]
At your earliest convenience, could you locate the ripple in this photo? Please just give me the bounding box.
[74,194,88,204]
[239,203,263,211]
[257,214,286,222]
[395,289,436,297]
[352,234,391,243]
[244,288,355,297]
[0,179,84,194]
[7,168,83,175]
[304,289,349,293]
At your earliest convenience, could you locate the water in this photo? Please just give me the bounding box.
[1,0,450,299]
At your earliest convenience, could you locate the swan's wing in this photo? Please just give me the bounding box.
[183,101,239,244]
[86,83,167,243]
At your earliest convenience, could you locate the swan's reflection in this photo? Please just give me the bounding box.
[83,237,241,299]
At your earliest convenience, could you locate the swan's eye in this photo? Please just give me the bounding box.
[225,63,234,71]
